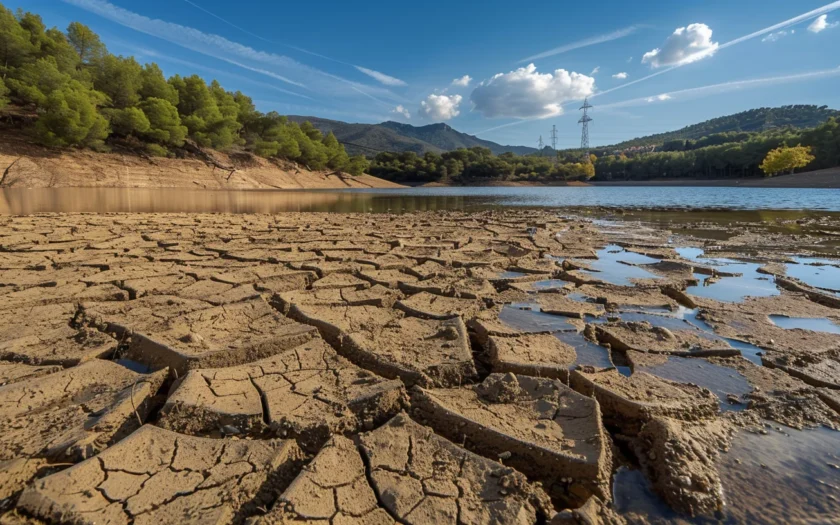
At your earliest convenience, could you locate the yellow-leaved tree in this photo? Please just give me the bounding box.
[759,145,815,177]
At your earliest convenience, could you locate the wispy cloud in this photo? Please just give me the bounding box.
[179,0,406,87]
[62,0,402,103]
[354,66,407,86]
[612,72,628,80]
[599,68,840,109]
[519,26,638,63]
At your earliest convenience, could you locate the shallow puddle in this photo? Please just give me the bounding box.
[576,244,661,286]
[636,356,751,411]
[532,279,569,291]
[498,305,578,332]
[686,263,779,303]
[768,315,840,334]
[498,270,531,279]
[719,425,840,524]
[613,467,690,523]
[786,257,840,293]
[115,358,153,374]
[554,331,613,369]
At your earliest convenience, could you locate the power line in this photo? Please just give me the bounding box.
[579,98,593,160]
[549,125,558,151]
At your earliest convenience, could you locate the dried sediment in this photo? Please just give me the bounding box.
[570,368,719,434]
[411,373,613,507]
[159,338,406,450]
[16,425,303,525]
[358,413,554,524]
[487,333,576,379]
[0,361,166,500]
[594,321,738,357]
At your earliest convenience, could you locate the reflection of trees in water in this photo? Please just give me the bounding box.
[0,189,472,215]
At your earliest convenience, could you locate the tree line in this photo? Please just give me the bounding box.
[369,147,595,184]
[0,4,369,175]
[593,118,839,180]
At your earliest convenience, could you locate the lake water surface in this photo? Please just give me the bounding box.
[3,186,840,215]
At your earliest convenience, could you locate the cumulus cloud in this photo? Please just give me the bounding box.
[762,30,793,42]
[391,105,411,119]
[419,94,462,121]
[470,64,595,119]
[612,72,628,80]
[808,14,839,33]
[451,75,472,87]
[642,23,719,68]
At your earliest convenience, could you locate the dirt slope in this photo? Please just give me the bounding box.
[0,134,404,190]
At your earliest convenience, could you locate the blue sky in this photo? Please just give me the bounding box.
[11,0,840,148]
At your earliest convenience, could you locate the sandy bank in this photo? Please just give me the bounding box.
[0,133,404,190]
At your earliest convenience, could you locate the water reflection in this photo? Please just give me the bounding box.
[5,186,840,215]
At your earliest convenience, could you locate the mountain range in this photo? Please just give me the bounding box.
[290,105,839,157]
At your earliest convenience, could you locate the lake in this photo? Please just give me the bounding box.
[2,186,840,215]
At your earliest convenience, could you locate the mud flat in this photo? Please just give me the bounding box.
[1,209,840,524]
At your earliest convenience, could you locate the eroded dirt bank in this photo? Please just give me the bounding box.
[0,210,839,524]
[0,134,404,190]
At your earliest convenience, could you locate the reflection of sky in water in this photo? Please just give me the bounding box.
[532,279,569,291]
[498,305,578,332]
[638,356,751,412]
[554,331,613,369]
[686,262,779,303]
[719,425,840,524]
[769,315,840,334]
[786,257,840,293]
[576,245,660,286]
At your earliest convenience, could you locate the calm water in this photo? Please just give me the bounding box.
[3,186,840,214]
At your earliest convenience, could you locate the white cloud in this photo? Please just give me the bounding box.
[419,94,462,121]
[612,72,628,80]
[520,26,638,62]
[808,14,839,33]
[355,66,407,86]
[590,66,600,75]
[470,64,595,119]
[645,94,672,102]
[642,23,719,68]
[626,56,633,63]
[451,75,472,87]
[391,105,411,119]
[762,30,792,42]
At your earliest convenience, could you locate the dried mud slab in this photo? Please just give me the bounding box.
[487,333,576,379]
[594,321,737,358]
[345,316,477,387]
[257,435,394,524]
[286,304,401,347]
[412,373,612,507]
[17,425,303,525]
[399,275,496,300]
[119,298,318,375]
[574,284,677,311]
[0,360,165,499]
[631,417,732,517]
[395,291,483,320]
[358,413,554,524]
[761,350,840,389]
[570,368,719,434]
[537,294,605,319]
[0,362,61,386]
[159,338,405,450]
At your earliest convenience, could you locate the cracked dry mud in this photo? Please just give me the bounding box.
[1,210,840,524]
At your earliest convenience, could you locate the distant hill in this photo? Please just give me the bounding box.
[604,105,840,150]
[286,116,537,156]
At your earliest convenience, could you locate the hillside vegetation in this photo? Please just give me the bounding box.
[288,116,537,156]
[0,3,369,175]
[605,106,839,151]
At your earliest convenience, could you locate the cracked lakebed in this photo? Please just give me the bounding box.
[0,209,839,524]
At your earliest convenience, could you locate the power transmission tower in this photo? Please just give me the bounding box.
[537,135,544,156]
[549,125,558,151]
[579,98,593,162]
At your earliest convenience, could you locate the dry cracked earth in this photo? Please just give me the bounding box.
[0,210,839,525]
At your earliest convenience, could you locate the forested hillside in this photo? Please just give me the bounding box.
[605,106,839,150]
[0,4,369,174]
[288,116,537,156]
